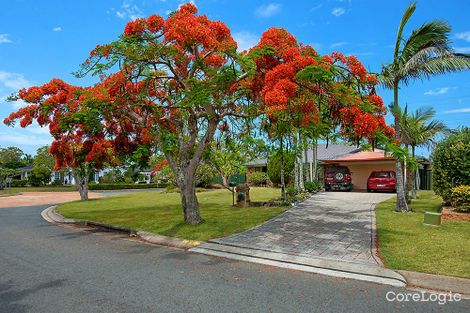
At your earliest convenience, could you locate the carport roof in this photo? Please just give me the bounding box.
[323,150,395,163]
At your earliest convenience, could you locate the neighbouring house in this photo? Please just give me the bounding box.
[16,166,32,180]
[244,144,432,191]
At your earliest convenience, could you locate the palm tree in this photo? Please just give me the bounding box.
[396,105,447,199]
[380,1,470,212]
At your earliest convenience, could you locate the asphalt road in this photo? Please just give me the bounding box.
[0,204,468,313]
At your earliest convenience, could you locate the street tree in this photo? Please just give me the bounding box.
[76,4,253,224]
[4,79,118,200]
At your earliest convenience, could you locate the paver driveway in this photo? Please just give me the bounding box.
[211,191,395,265]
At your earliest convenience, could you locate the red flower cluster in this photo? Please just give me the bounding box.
[249,27,393,142]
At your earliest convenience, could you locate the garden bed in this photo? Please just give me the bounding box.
[442,207,470,222]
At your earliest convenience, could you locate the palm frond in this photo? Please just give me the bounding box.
[414,54,470,78]
[394,1,416,61]
[400,20,452,62]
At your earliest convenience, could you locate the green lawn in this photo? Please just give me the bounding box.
[376,190,470,278]
[57,187,285,241]
[0,188,18,195]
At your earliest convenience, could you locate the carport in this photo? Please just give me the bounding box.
[321,150,396,190]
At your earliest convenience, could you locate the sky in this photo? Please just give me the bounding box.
[1,0,470,157]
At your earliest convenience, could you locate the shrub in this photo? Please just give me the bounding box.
[247,172,268,186]
[286,184,299,199]
[89,183,163,190]
[11,179,28,187]
[99,170,125,184]
[304,180,323,192]
[449,185,470,212]
[267,151,295,186]
[432,127,470,201]
[196,163,219,187]
[50,179,63,186]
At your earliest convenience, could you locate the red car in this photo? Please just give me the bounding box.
[367,171,396,192]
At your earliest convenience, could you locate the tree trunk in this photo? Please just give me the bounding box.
[411,145,417,199]
[298,132,304,191]
[312,138,318,180]
[73,170,89,201]
[178,175,202,225]
[293,132,299,190]
[393,83,410,212]
[280,137,286,200]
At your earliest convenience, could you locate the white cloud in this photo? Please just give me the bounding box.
[115,0,144,20]
[455,46,470,53]
[455,31,470,42]
[233,31,259,52]
[116,11,126,19]
[424,87,450,96]
[0,34,12,44]
[52,26,62,32]
[443,107,470,114]
[310,4,322,11]
[0,131,52,146]
[0,71,31,90]
[0,70,32,110]
[255,3,281,18]
[27,125,51,135]
[330,41,349,48]
[331,7,345,17]
[344,51,375,57]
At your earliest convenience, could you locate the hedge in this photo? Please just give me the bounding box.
[89,183,165,190]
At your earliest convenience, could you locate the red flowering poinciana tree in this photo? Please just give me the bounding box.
[247,28,394,193]
[76,3,251,224]
[4,79,117,200]
[250,28,393,143]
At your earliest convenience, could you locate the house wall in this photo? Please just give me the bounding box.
[330,161,396,190]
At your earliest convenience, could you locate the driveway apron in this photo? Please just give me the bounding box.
[211,192,395,265]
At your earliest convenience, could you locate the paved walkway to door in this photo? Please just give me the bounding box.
[211,192,395,265]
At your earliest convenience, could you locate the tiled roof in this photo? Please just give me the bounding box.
[305,144,360,161]
[243,158,268,167]
[244,144,362,167]
[325,150,395,162]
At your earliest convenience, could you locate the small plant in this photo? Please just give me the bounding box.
[304,180,323,193]
[449,185,470,212]
[286,184,299,200]
[247,172,268,187]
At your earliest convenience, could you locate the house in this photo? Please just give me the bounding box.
[15,166,33,180]
[244,144,432,190]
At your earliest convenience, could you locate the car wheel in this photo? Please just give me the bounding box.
[367,188,371,193]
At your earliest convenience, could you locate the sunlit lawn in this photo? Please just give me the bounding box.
[376,190,470,278]
[57,187,285,241]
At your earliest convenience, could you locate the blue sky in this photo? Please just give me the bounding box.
[1,0,469,156]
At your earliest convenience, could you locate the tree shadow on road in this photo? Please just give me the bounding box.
[0,279,66,313]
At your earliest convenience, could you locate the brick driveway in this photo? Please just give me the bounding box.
[211,191,395,265]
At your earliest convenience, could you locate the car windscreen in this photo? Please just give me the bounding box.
[370,171,391,178]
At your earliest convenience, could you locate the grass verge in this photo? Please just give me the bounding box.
[0,188,18,195]
[57,187,286,241]
[375,190,470,278]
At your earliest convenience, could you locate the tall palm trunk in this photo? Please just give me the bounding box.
[411,145,417,199]
[298,132,304,191]
[280,136,286,200]
[393,83,410,212]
